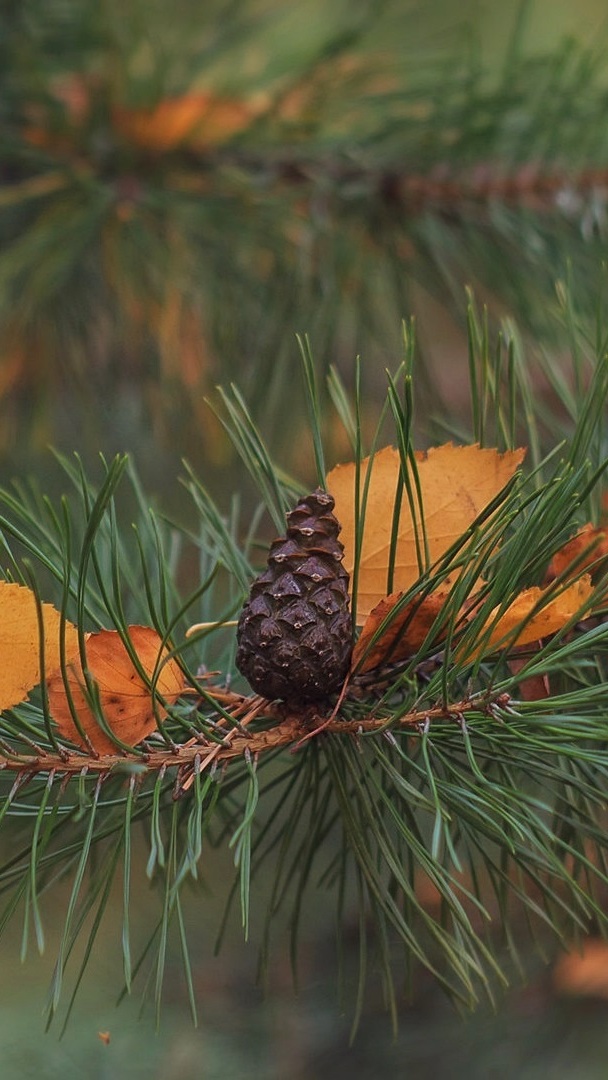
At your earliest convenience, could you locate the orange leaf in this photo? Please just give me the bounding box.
[507,647,551,701]
[461,575,593,664]
[352,588,450,674]
[546,523,608,582]
[47,626,184,754]
[0,582,79,711]
[327,443,525,622]
[112,93,257,153]
[554,939,608,999]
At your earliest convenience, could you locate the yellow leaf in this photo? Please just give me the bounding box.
[327,443,525,622]
[461,575,593,664]
[47,626,184,755]
[0,582,79,711]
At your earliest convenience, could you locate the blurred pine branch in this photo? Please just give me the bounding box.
[1,0,608,471]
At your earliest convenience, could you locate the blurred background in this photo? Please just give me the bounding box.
[3,0,608,1075]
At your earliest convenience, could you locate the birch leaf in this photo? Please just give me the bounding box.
[47,626,184,754]
[547,524,608,583]
[352,589,451,674]
[0,582,79,711]
[461,576,593,664]
[327,443,525,622]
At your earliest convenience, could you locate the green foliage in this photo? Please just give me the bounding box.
[0,298,604,1031]
[2,0,608,465]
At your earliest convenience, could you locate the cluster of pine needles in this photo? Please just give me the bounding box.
[0,302,605,1033]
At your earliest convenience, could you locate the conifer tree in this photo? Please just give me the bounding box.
[0,0,607,1047]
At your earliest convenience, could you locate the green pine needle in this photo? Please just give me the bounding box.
[0,293,603,1029]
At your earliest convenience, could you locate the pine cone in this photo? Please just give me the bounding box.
[236,489,352,703]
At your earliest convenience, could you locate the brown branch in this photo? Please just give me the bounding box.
[168,155,608,218]
[14,147,605,222]
[0,692,508,781]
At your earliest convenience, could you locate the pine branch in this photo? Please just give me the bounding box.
[0,299,602,1029]
[2,2,608,1022]
[145,153,608,220]
[2,1,608,463]
[0,687,511,780]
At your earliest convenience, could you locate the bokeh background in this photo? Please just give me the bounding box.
[3,1,608,1075]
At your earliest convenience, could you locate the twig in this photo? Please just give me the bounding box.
[0,691,508,780]
[168,156,608,218]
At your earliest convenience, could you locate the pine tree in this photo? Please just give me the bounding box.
[1,0,608,465]
[0,0,607,1060]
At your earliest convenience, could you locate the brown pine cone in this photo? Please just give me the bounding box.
[235,489,352,703]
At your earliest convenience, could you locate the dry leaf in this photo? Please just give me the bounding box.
[327,443,525,622]
[507,646,551,701]
[546,523,608,582]
[112,93,257,152]
[553,939,608,999]
[352,588,451,674]
[461,575,593,664]
[47,626,184,754]
[0,582,79,711]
